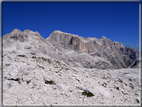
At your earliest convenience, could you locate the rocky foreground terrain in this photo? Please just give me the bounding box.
[1,29,141,106]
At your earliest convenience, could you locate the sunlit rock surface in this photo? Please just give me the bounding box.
[47,30,139,69]
[2,29,141,106]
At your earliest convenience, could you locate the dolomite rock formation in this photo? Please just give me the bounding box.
[3,29,79,68]
[2,29,140,106]
[129,59,141,68]
[47,30,139,69]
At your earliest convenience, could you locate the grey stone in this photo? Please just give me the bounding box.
[2,29,140,105]
[47,30,139,69]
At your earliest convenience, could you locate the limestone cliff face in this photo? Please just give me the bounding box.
[47,30,139,68]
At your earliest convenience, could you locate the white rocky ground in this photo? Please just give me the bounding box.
[2,29,141,106]
[3,49,141,106]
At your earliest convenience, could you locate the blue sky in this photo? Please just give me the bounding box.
[3,2,139,50]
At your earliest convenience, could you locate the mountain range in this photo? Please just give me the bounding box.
[1,29,140,105]
[47,30,139,69]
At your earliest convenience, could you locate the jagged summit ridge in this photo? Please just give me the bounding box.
[47,30,139,68]
[101,36,107,39]
[48,30,124,47]
[2,29,139,69]
[49,30,81,39]
[3,29,44,44]
[12,29,22,33]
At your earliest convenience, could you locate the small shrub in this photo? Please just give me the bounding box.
[118,78,123,83]
[26,80,31,84]
[44,78,55,85]
[82,90,94,97]
[73,69,78,73]
[55,71,59,73]
[116,87,119,90]
[41,57,47,61]
[65,67,69,70]
[37,57,48,62]
[17,55,26,57]
[130,83,134,89]
[56,60,60,63]
[136,99,139,103]
[31,56,36,59]
[129,78,132,82]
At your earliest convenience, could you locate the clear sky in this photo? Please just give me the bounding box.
[2,2,139,50]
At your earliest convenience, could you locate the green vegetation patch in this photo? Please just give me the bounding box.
[31,56,36,59]
[56,60,60,63]
[82,90,94,97]
[65,67,69,70]
[118,78,123,83]
[26,80,31,84]
[44,78,56,85]
[38,57,47,61]
[136,99,139,103]
[129,78,132,82]
[130,83,134,89]
[17,55,26,57]
[37,57,51,64]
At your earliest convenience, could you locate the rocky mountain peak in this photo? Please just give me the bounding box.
[47,31,139,68]
[54,30,63,33]
[11,29,22,33]
[101,36,107,39]
[49,30,80,38]
[52,30,66,34]
[24,29,30,33]
[113,41,124,48]
[125,46,130,48]
[2,29,46,51]
[3,29,25,41]
[23,29,41,36]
